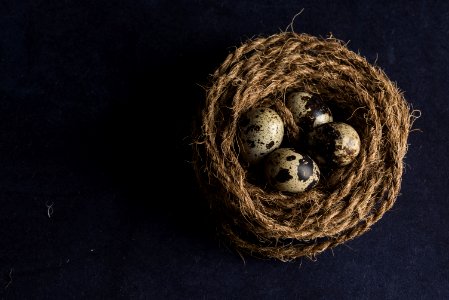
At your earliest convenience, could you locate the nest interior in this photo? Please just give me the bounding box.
[192,31,414,261]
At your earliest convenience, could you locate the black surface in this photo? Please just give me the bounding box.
[1,1,448,299]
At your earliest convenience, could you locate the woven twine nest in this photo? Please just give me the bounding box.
[192,31,415,261]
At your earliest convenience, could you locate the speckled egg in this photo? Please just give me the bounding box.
[307,122,361,167]
[264,148,320,193]
[238,107,284,164]
[286,91,333,131]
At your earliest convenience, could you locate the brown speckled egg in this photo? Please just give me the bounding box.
[307,122,361,167]
[286,91,333,131]
[238,107,284,164]
[264,148,320,193]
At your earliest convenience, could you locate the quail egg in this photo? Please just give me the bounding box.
[307,122,361,167]
[264,148,320,193]
[286,91,333,131]
[238,107,284,164]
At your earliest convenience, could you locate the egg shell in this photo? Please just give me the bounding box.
[307,122,361,167]
[238,107,284,164]
[286,91,333,130]
[264,148,320,193]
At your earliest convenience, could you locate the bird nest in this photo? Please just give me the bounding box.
[192,31,416,261]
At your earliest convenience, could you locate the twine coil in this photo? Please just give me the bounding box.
[192,32,414,261]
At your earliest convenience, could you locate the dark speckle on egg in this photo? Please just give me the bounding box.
[297,156,314,181]
[244,124,261,134]
[275,169,293,183]
[266,141,275,149]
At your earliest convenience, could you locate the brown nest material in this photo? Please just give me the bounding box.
[192,31,416,261]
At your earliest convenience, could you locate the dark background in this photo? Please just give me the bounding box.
[1,0,448,299]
